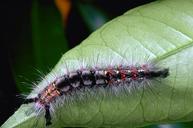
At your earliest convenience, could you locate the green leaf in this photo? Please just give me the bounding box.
[2,0,193,127]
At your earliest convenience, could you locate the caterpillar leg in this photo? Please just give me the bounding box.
[45,104,52,126]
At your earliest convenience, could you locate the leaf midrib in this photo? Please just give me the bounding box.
[155,41,193,61]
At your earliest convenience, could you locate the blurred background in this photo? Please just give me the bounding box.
[0,0,193,127]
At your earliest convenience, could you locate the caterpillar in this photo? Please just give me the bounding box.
[24,64,169,126]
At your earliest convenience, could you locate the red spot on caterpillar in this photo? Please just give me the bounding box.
[130,66,138,80]
[118,66,126,81]
[106,69,114,84]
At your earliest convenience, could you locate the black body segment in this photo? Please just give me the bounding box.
[146,68,169,78]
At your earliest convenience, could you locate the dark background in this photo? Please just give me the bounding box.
[1,0,192,128]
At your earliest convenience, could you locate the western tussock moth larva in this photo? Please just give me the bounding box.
[23,49,171,127]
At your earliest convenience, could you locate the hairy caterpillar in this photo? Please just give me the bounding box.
[24,63,169,126]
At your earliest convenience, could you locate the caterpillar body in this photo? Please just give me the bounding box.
[24,64,169,126]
